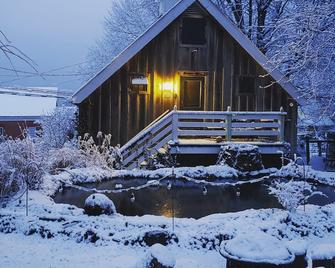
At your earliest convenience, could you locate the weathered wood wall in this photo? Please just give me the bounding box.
[79,2,298,151]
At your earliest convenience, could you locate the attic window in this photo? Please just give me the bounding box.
[181,17,206,45]
[238,76,256,95]
[0,127,4,136]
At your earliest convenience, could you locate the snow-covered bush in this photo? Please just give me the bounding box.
[269,180,315,212]
[37,106,77,150]
[47,145,88,173]
[145,147,174,170]
[77,133,122,169]
[0,137,46,201]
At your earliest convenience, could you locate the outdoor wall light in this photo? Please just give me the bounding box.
[161,81,175,98]
[131,76,148,85]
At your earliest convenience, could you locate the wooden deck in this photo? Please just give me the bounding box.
[120,107,287,169]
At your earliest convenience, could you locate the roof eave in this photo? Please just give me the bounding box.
[72,0,195,104]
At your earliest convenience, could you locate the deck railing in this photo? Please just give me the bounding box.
[120,107,287,169]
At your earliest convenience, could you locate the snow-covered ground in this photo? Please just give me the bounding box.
[0,233,223,268]
[1,163,334,267]
[1,189,335,267]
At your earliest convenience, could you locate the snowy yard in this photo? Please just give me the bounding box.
[1,176,335,267]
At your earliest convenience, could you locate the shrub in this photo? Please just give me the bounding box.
[37,106,77,150]
[0,137,46,201]
[269,180,315,212]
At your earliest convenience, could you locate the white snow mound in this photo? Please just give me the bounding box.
[149,243,176,267]
[221,232,294,264]
[84,194,115,210]
[308,243,335,260]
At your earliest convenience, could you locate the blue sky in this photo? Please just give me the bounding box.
[0,0,111,92]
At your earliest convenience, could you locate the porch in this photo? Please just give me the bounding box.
[120,107,287,169]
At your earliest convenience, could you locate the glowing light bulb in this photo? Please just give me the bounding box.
[167,181,172,190]
[202,186,208,196]
[236,187,241,197]
[130,192,135,203]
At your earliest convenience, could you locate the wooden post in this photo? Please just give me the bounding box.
[172,105,178,142]
[306,136,310,165]
[226,106,232,142]
[279,107,285,142]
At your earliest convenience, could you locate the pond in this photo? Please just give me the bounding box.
[54,177,335,219]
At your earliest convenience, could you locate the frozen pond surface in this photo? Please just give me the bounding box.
[54,178,335,219]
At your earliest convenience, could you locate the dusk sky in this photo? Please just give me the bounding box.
[0,0,111,92]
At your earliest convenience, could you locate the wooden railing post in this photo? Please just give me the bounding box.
[279,107,285,142]
[226,106,232,142]
[172,105,178,142]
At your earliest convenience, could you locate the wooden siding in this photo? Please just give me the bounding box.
[79,2,297,151]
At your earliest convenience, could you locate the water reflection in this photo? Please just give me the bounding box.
[53,178,335,219]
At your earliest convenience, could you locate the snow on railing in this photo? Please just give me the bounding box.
[120,107,287,169]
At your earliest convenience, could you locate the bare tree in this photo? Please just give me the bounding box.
[82,0,159,78]
[266,0,335,120]
[213,0,289,52]
[0,30,38,78]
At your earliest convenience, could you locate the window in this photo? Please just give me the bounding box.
[180,17,206,45]
[0,127,4,136]
[238,76,256,95]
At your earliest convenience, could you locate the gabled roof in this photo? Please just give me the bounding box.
[0,91,57,118]
[72,0,304,105]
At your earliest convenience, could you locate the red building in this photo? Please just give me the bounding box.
[0,92,57,139]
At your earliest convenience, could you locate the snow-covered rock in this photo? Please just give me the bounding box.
[84,194,116,216]
[147,243,176,268]
[217,144,264,172]
[220,232,295,265]
[143,230,177,246]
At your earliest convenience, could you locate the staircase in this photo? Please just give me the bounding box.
[120,107,287,169]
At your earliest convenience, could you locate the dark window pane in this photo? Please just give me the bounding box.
[181,18,206,45]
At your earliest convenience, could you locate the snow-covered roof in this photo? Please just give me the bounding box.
[0,92,57,120]
[72,0,304,105]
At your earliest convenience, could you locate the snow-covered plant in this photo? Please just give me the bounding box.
[145,147,174,170]
[269,180,315,212]
[37,106,77,150]
[0,136,46,201]
[47,145,88,174]
[77,133,122,169]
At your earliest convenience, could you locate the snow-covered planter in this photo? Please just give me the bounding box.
[146,243,176,268]
[84,194,116,216]
[147,244,176,267]
[220,232,295,267]
[306,243,335,268]
[217,144,264,172]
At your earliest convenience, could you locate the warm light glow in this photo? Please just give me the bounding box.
[161,81,174,91]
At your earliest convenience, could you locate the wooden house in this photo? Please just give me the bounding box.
[73,0,304,168]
